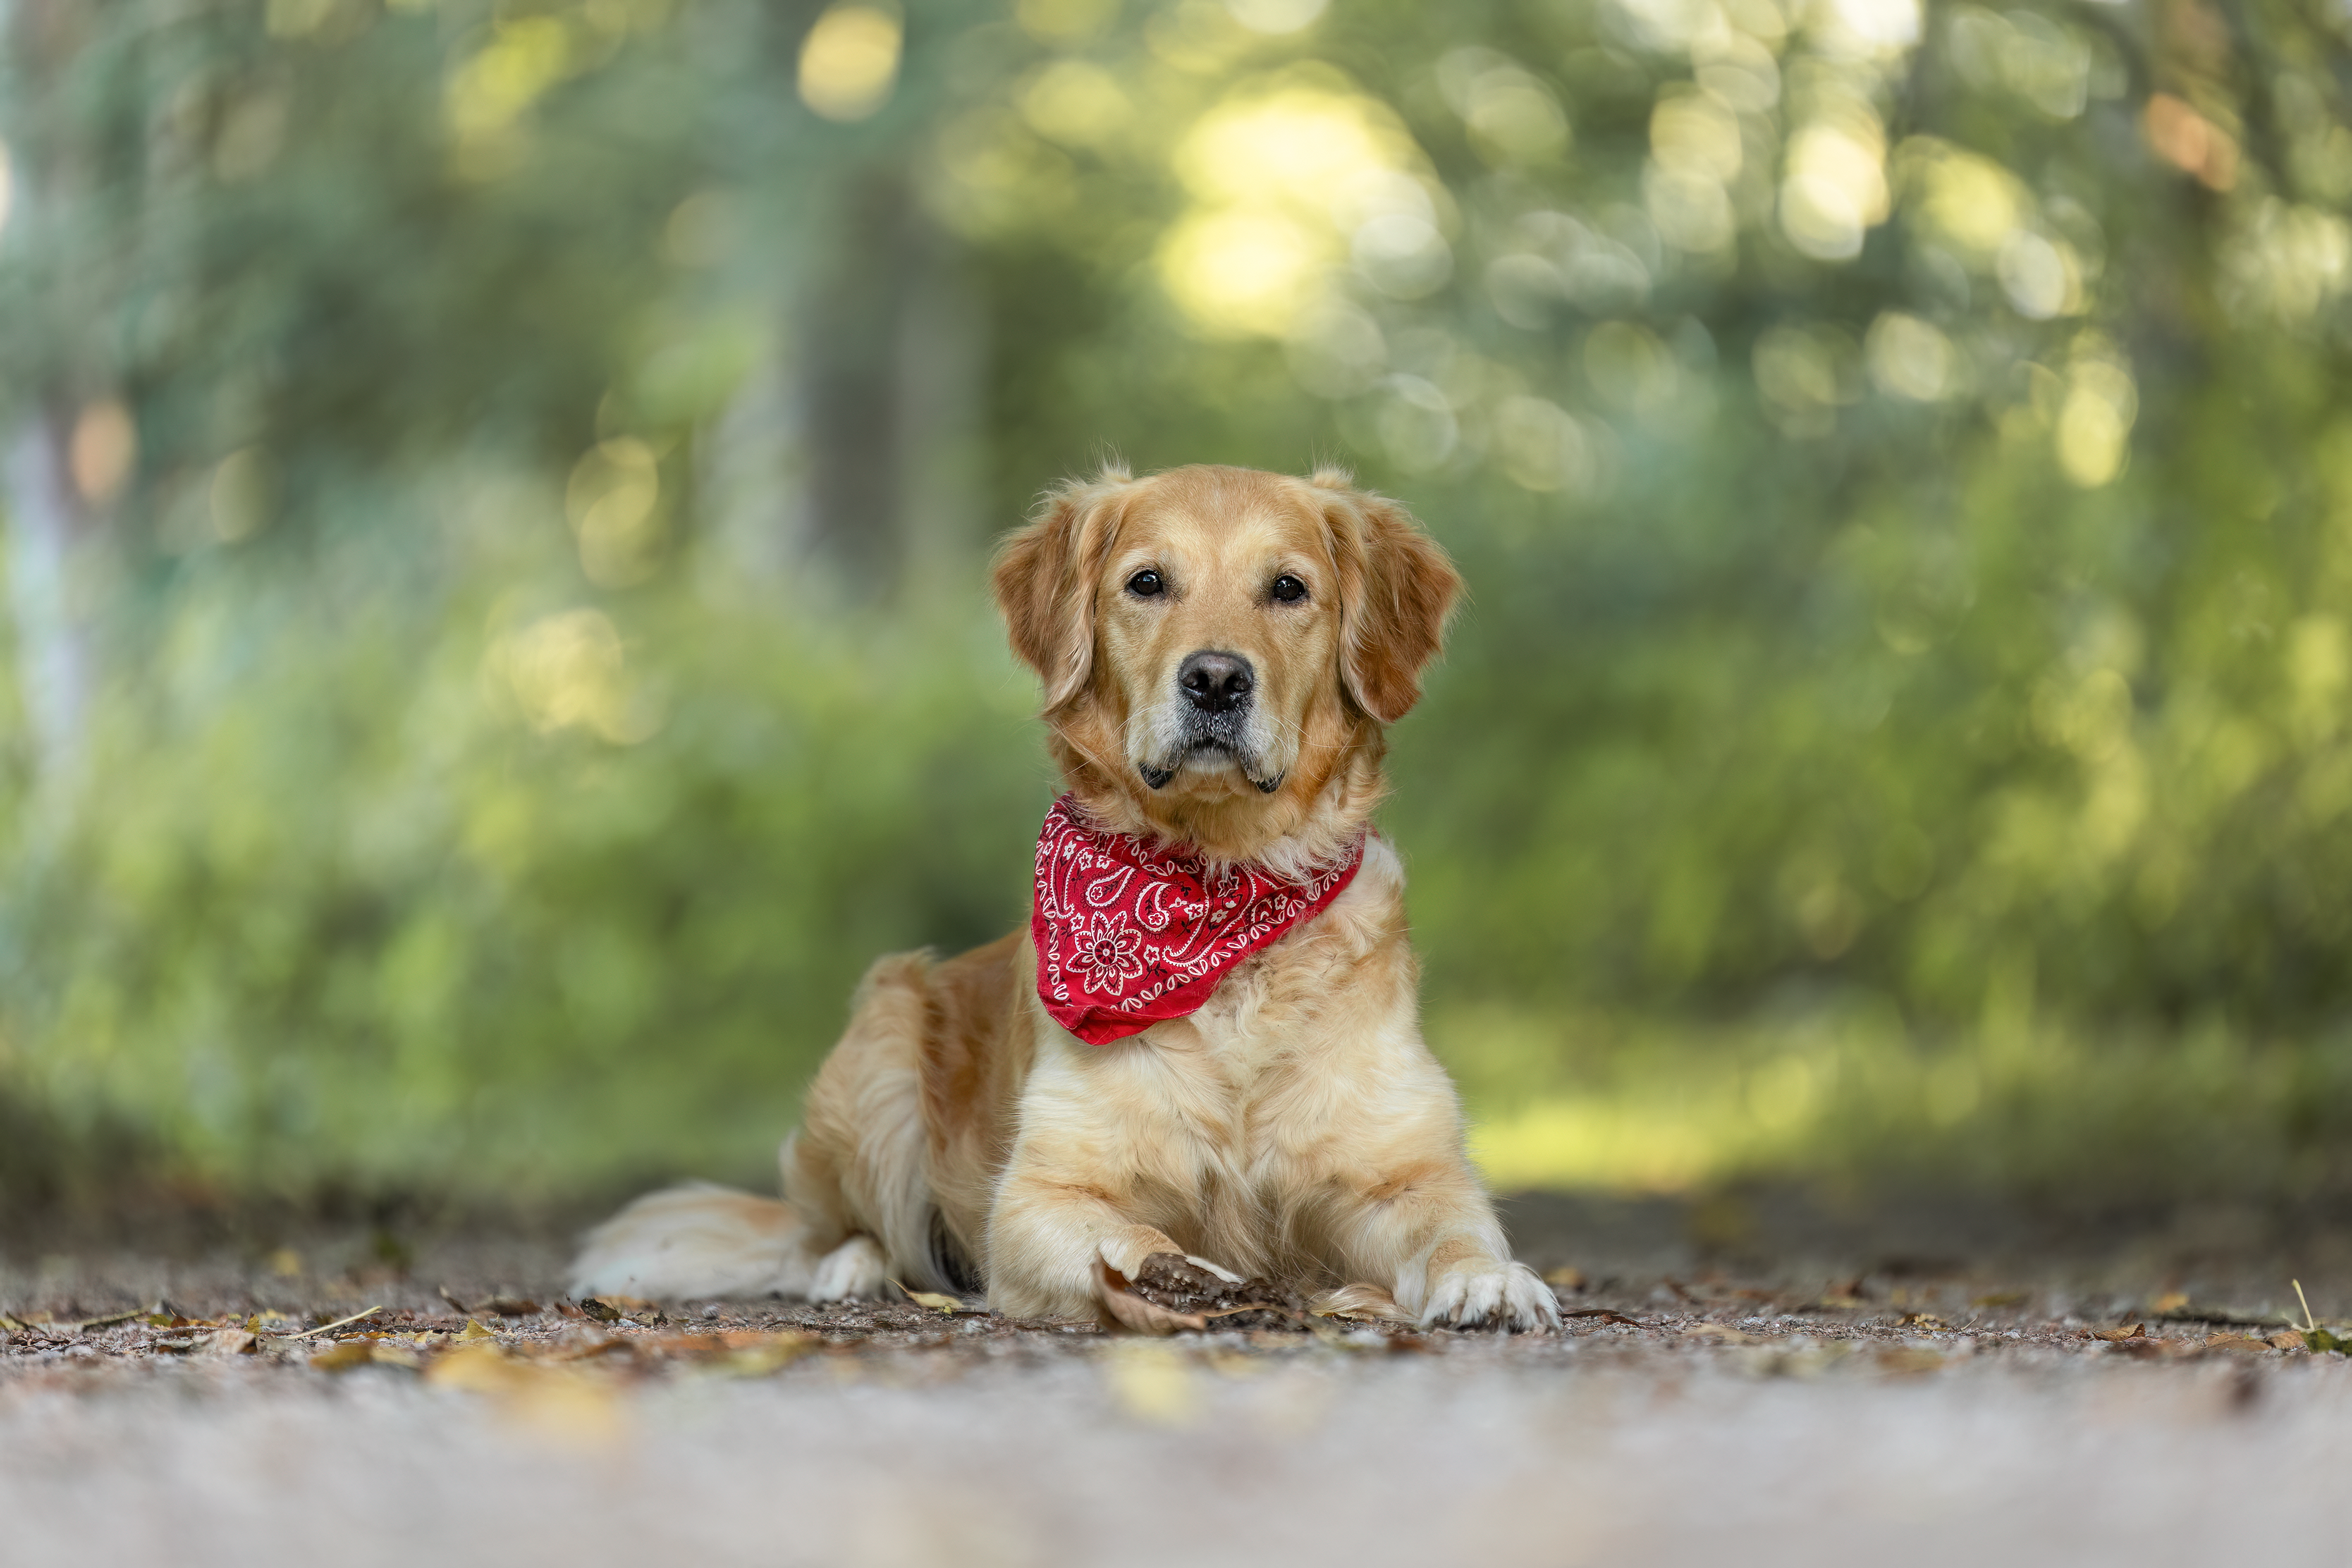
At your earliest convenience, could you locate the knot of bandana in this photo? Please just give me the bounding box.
[1030,794,1367,1045]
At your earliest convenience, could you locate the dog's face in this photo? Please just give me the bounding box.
[994,465,1459,847]
[1096,476,1342,799]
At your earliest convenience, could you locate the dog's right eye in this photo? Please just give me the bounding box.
[1126,569,1165,598]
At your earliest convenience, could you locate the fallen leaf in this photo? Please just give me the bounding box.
[457,1318,498,1343]
[1899,1312,1948,1329]
[425,1345,624,1445]
[2092,1323,2147,1342]
[1563,1309,1641,1326]
[541,1334,635,1363]
[577,1297,625,1323]
[890,1281,964,1315]
[2152,1291,2190,1314]
[1544,1267,1588,1291]
[1308,1283,1414,1323]
[1102,1342,1198,1424]
[2269,1328,2309,1351]
[309,1339,417,1372]
[205,1329,258,1357]
[1682,1323,1764,1344]
[709,1330,817,1375]
[1094,1259,1205,1335]
[2202,1333,2272,1354]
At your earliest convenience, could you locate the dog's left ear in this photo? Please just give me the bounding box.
[1317,473,1463,725]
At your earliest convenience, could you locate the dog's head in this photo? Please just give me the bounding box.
[993,463,1460,859]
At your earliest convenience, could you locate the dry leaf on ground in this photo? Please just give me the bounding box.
[309,1338,419,1373]
[1682,1323,1764,1344]
[1094,1260,1206,1335]
[1309,1283,1414,1324]
[891,1283,964,1314]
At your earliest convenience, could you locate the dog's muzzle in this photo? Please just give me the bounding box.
[1139,650,1283,794]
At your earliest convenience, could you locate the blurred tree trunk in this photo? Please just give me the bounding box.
[789,172,983,600]
[2,0,98,786]
[3,411,91,783]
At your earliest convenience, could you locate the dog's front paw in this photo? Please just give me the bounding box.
[1421,1259,1560,1332]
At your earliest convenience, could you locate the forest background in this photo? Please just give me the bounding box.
[4,0,2351,1220]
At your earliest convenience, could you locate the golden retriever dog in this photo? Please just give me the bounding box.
[570,463,1559,1331]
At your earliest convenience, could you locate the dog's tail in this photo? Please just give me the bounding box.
[566,1181,819,1300]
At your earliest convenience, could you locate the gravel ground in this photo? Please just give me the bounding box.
[7,1190,2352,1567]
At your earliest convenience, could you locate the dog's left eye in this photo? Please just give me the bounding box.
[1126,569,1165,598]
[1270,575,1308,604]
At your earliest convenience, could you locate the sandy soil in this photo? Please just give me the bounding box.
[6,1189,2350,1567]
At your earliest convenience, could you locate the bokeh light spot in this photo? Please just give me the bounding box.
[799,4,903,124]
[68,399,137,505]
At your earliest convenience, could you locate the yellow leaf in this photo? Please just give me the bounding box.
[1103,1342,1198,1426]
[1681,1323,1763,1344]
[425,1344,623,1446]
[2153,1291,2190,1314]
[893,1283,963,1314]
[1543,1266,1587,1290]
[711,1330,818,1376]
[309,1339,416,1372]
[2091,1323,2147,1342]
[457,1318,498,1342]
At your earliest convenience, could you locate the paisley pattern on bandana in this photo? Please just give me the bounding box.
[1030,794,1366,1045]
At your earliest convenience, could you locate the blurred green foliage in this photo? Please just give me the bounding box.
[5,0,2352,1204]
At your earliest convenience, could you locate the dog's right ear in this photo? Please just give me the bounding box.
[992,472,1132,711]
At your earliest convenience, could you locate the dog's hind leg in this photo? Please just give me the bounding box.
[786,952,944,1294]
[567,952,943,1302]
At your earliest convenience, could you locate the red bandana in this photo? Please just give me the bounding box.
[1031,795,1366,1045]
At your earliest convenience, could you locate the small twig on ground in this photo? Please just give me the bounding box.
[280,1306,385,1341]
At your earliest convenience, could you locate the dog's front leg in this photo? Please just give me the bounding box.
[986,1169,1242,1320]
[1331,1162,1561,1332]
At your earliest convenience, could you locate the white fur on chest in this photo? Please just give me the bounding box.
[1013,839,1422,1251]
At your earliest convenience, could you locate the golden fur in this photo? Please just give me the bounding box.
[570,464,1559,1330]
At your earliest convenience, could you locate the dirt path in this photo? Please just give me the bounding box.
[7,1191,2351,1566]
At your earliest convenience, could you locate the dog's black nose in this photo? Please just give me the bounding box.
[1178,651,1254,713]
